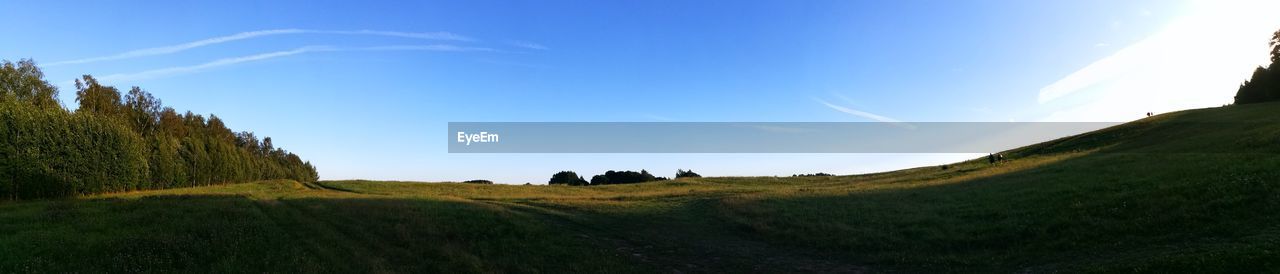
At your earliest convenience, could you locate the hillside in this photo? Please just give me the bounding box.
[3,102,1280,272]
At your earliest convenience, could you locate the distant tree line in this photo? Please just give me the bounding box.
[1234,29,1280,104]
[675,169,701,178]
[0,59,318,199]
[549,169,700,186]
[792,173,834,177]
[462,180,493,184]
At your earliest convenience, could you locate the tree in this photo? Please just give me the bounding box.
[675,169,701,178]
[0,59,60,109]
[75,75,123,116]
[158,107,187,137]
[2,61,321,199]
[549,171,587,185]
[1234,28,1280,105]
[124,86,161,134]
[590,174,610,185]
[1271,29,1280,63]
[592,170,660,185]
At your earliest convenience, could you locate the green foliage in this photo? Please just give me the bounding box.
[0,59,60,109]
[462,179,493,184]
[0,60,318,199]
[74,75,124,116]
[0,103,148,198]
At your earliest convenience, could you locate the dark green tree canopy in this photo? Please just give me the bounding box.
[549,171,588,186]
[589,174,610,185]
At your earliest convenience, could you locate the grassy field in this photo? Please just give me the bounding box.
[3,102,1280,272]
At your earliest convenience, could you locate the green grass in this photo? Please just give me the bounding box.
[3,102,1280,272]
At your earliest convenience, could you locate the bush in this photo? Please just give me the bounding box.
[462,180,493,184]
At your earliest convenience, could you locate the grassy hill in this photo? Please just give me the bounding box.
[3,102,1280,272]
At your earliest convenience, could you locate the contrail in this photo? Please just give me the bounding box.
[89,44,490,83]
[46,29,473,66]
[814,97,915,129]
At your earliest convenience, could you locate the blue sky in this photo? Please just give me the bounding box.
[3,0,1277,183]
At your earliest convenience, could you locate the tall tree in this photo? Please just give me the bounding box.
[124,86,162,134]
[1271,29,1279,63]
[75,75,123,116]
[1234,28,1280,105]
[0,59,60,109]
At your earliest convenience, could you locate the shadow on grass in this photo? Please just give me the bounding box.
[0,194,647,273]
[718,151,1280,272]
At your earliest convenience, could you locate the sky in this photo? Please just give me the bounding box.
[2,0,1278,183]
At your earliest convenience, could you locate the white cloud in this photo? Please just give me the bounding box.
[47,29,474,66]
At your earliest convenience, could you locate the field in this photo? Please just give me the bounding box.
[3,102,1280,272]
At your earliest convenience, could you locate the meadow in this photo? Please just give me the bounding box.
[2,102,1279,272]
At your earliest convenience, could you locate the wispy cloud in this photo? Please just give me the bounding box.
[89,44,489,83]
[91,46,334,83]
[815,99,901,123]
[507,40,548,50]
[813,97,912,129]
[322,30,472,41]
[47,29,474,66]
[364,44,495,52]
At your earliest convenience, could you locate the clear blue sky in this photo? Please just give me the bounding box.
[3,0,1276,183]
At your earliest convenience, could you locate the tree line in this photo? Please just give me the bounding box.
[1,59,318,199]
[548,169,700,186]
[1234,28,1280,104]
